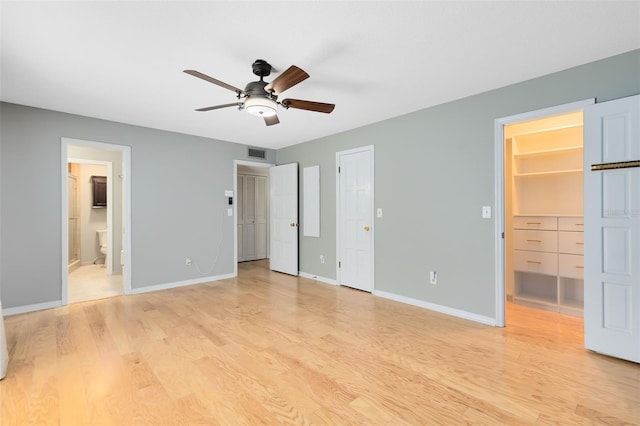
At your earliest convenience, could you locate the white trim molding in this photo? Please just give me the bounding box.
[299,271,338,286]
[130,273,236,295]
[3,300,63,317]
[374,290,497,326]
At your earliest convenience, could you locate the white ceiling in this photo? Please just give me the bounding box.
[2,1,639,150]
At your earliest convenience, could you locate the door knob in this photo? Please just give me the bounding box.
[290,223,297,227]
[364,226,370,231]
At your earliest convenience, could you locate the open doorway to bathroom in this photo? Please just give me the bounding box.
[62,138,131,304]
[67,158,122,303]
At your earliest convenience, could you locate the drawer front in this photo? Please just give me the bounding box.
[558,231,584,255]
[513,216,557,231]
[559,254,584,279]
[513,230,557,253]
[513,250,558,276]
[558,217,584,231]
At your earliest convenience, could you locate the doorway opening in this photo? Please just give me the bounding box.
[61,138,132,304]
[494,99,594,326]
[234,160,274,276]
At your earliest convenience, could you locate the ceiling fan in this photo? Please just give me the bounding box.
[184,59,335,126]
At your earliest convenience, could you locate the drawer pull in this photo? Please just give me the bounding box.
[526,222,542,225]
[575,223,584,226]
[526,239,542,243]
[526,260,542,264]
[575,242,584,245]
[576,265,584,269]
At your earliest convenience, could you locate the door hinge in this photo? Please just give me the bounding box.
[501,232,505,239]
[339,261,341,268]
[338,166,341,173]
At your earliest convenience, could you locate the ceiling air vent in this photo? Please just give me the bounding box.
[248,147,266,159]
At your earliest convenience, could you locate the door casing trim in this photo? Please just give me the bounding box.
[493,99,594,326]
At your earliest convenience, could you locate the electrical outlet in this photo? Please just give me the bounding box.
[185,258,192,266]
[320,254,325,264]
[429,271,437,285]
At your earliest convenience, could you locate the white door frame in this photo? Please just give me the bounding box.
[494,99,594,327]
[233,160,274,276]
[61,137,132,304]
[336,145,375,291]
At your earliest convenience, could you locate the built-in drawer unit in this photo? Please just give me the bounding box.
[513,229,558,252]
[511,215,584,317]
[513,250,558,276]
[559,254,584,280]
[558,231,584,255]
[558,216,585,232]
[513,216,557,231]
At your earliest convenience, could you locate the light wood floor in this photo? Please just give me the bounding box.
[2,260,638,425]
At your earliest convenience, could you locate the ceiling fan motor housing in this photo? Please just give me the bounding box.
[252,59,272,78]
[244,80,276,101]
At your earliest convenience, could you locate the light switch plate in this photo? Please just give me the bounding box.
[377,208,383,218]
[227,208,233,216]
[482,206,491,219]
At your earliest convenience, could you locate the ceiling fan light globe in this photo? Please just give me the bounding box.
[244,97,277,117]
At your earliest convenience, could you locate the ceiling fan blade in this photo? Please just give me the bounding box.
[264,114,280,126]
[184,70,245,95]
[195,103,241,112]
[281,98,335,114]
[264,65,309,95]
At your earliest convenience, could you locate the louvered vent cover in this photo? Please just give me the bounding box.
[248,148,266,159]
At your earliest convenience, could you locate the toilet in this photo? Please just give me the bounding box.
[94,229,107,264]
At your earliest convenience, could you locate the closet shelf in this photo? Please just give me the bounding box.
[513,145,583,159]
[513,294,557,307]
[514,168,583,177]
[560,298,584,310]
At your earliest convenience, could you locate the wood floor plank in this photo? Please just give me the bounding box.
[1,259,639,425]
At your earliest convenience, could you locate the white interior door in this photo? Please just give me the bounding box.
[337,146,374,292]
[584,94,640,363]
[269,163,298,275]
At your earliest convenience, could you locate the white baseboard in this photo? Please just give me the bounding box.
[3,300,63,317]
[3,274,236,316]
[374,290,497,326]
[131,273,236,295]
[298,272,338,286]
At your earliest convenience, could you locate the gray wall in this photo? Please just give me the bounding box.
[1,50,638,316]
[0,103,274,309]
[277,49,640,319]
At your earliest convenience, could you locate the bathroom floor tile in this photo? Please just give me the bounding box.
[68,264,123,304]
